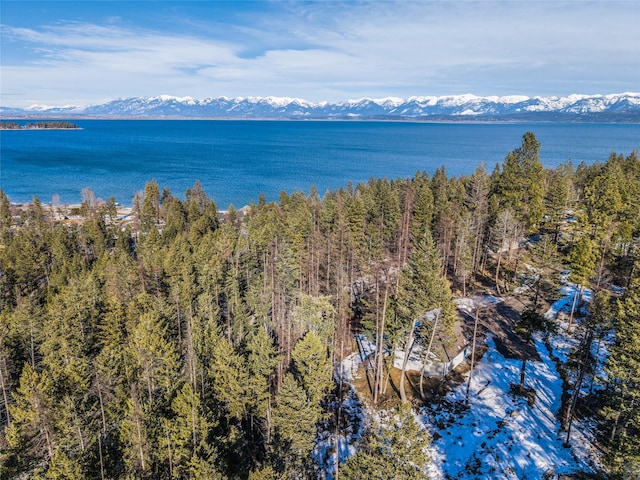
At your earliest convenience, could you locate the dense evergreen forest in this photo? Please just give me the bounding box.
[0,133,639,479]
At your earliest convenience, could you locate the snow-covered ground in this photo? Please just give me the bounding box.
[326,287,605,480]
[423,285,602,480]
[423,334,595,479]
[312,387,364,479]
[422,284,599,480]
[455,295,504,314]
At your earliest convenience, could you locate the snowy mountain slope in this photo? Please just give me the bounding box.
[3,93,640,119]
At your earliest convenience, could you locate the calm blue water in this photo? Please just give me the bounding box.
[1,120,639,208]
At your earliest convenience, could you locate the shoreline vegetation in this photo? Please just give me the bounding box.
[0,120,80,130]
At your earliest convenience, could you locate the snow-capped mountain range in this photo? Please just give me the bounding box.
[3,93,640,120]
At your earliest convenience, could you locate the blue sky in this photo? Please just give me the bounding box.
[1,1,639,107]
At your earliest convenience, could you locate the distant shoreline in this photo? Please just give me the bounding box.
[0,127,83,131]
[0,121,81,130]
[1,113,639,124]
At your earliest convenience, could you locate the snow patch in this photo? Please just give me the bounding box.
[423,334,597,480]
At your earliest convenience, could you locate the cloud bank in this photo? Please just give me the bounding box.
[1,1,638,107]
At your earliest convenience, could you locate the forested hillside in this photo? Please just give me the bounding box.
[0,134,638,479]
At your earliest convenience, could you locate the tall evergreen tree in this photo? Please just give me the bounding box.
[139,179,161,234]
[271,374,320,477]
[603,267,640,474]
[291,331,333,408]
[0,190,13,233]
[495,132,546,232]
[395,231,454,403]
[163,383,218,479]
[568,235,597,325]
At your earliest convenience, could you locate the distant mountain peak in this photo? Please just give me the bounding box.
[3,93,640,121]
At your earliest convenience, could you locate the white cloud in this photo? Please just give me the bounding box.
[1,1,638,107]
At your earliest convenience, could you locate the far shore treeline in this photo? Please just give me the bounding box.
[0,121,79,130]
[0,132,639,479]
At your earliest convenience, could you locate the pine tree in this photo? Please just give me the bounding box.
[340,403,430,480]
[44,448,84,479]
[0,313,13,430]
[245,325,279,447]
[465,165,490,279]
[603,268,640,474]
[0,189,13,232]
[528,234,560,311]
[5,363,56,466]
[544,161,574,243]
[119,385,150,477]
[139,179,161,235]
[495,132,546,232]
[567,235,597,325]
[565,290,612,444]
[291,331,333,408]
[41,274,100,396]
[186,180,219,237]
[490,208,521,295]
[248,464,283,480]
[207,332,249,420]
[292,294,336,352]
[409,172,434,243]
[128,296,180,405]
[271,374,320,476]
[395,231,454,403]
[160,194,187,241]
[163,383,217,479]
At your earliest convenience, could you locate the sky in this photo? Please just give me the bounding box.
[1,0,639,108]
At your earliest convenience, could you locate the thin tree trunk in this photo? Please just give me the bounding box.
[266,401,272,444]
[609,408,621,444]
[98,432,105,480]
[191,393,198,456]
[465,308,480,406]
[519,358,527,390]
[568,285,579,330]
[399,187,413,266]
[462,271,467,297]
[419,311,440,399]
[36,398,55,459]
[97,381,107,434]
[374,281,389,404]
[596,237,609,289]
[565,331,592,444]
[382,341,396,395]
[495,253,503,295]
[590,335,602,394]
[73,405,86,452]
[565,356,586,445]
[372,276,381,404]
[533,277,541,312]
[164,421,173,478]
[174,290,183,347]
[0,357,11,426]
[399,319,417,403]
[131,389,146,472]
[29,317,36,368]
[472,219,484,280]
[577,285,585,316]
[512,248,520,285]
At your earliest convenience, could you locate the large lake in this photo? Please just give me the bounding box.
[1,120,639,208]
